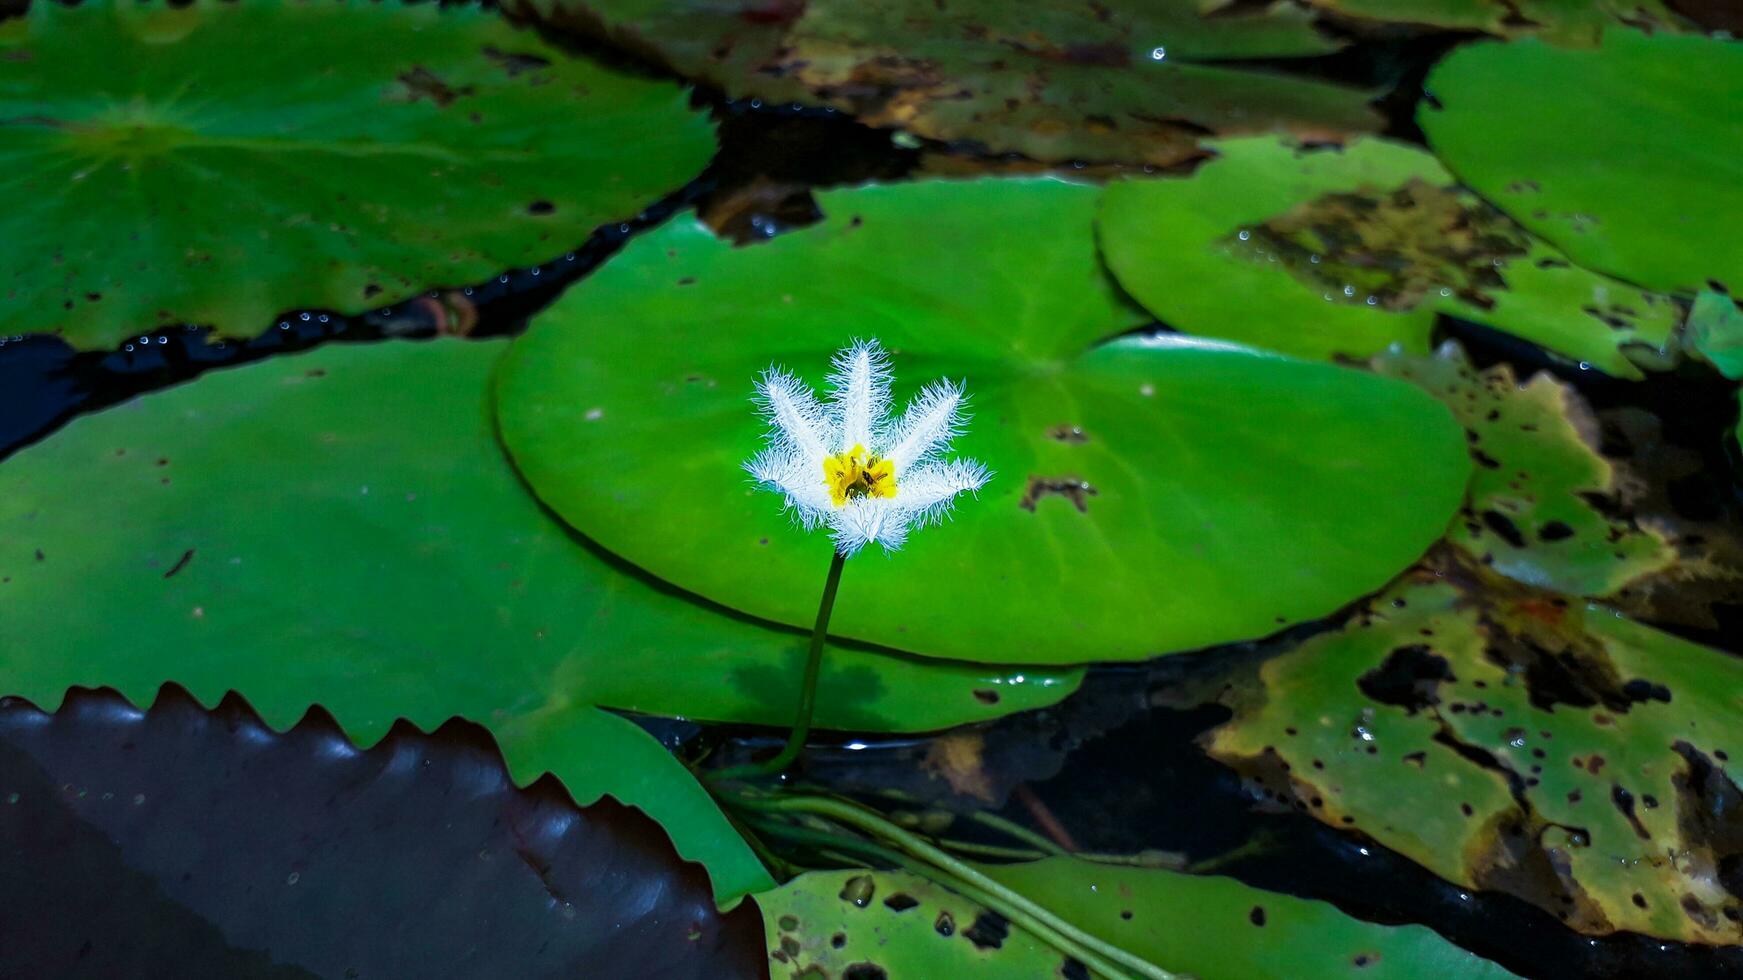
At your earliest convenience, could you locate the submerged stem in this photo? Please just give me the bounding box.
[712,549,847,782]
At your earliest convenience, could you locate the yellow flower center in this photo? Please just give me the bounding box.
[823,444,897,506]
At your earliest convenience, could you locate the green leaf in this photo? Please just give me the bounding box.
[494,179,1472,664]
[0,0,713,349]
[1687,290,1743,380]
[1373,344,1674,596]
[0,338,1085,902]
[511,0,1377,166]
[1097,137,1678,376]
[755,869,1078,978]
[1209,559,1743,943]
[754,861,1519,979]
[1420,31,1743,295]
[981,859,1522,980]
[1,687,766,978]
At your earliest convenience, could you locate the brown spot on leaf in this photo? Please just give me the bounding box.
[883,893,918,912]
[397,67,473,107]
[1357,644,1454,714]
[482,45,552,77]
[1019,475,1096,513]
[163,549,195,580]
[963,910,1009,950]
[839,874,875,908]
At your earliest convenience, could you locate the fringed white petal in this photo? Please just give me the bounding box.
[882,378,965,472]
[827,498,910,556]
[891,458,991,527]
[827,338,890,454]
[754,367,830,462]
[746,446,832,528]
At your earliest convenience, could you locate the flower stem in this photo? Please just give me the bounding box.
[712,549,847,781]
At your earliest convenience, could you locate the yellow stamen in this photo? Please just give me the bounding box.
[823,444,898,506]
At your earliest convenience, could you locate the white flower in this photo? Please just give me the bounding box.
[746,339,991,556]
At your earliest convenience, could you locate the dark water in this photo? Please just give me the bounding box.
[4,23,1743,980]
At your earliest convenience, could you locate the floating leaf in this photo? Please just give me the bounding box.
[981,858,1521,979]
[494,179,1472,665]
[1373,344,1675,596]
[1295,0,1691,44]
[1097,137,1678,375]
[1421,31,1743,295]
[1687,291,1743,380]
[0,687,766,978]
[755,860,1518,979]
[0,339,1084,900]
[755,869,1074,978]
[1209,557,1743,943]
[511,0,1378,166]
[0,0,713,349]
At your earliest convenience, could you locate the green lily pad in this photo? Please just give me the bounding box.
[0,338,1086,902]
[755,861,1518,979]
[1097,137,1679,375]
[1209,557,1743,943]
[1296,0,1690,44]
[494,179,1472,665]
[1420,31,1743,295]
[0,687,766,978]
[1372,344,1675,596]
[1687,291,1743,380]
[512,0,1378,166]
[981,859,1521,979]
[0,0,713,350]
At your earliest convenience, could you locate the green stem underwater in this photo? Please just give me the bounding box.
[712,548,848,781]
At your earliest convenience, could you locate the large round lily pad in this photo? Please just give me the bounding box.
[512,0,1378,166]
[0,687,766,979]
[0,339,1084,900]
[494,179,1472,664]
[0,0,714,350]
[1097,137,1678,375]
[1209,556,1743,943]
[754,861,1518,979]
[1420,31,1743,295]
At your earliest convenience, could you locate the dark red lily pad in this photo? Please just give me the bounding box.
[0,686,767,979]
